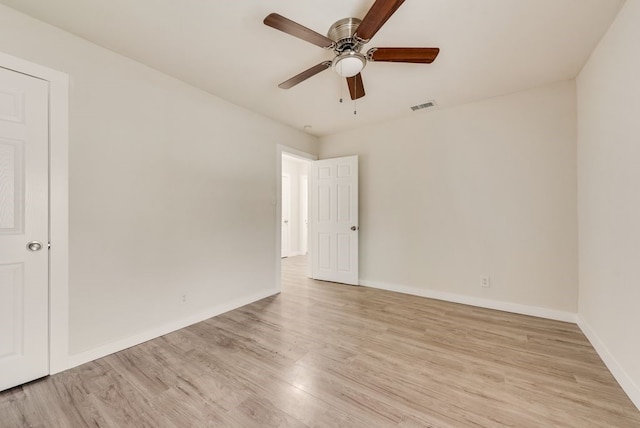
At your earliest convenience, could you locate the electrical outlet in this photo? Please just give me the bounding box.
[481,276,491,288]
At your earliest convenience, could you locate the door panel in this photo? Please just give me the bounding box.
[318,233,331,269]
[310,156,358,285]
[0,67,49,391]
[0,263,24,358]
[337,234,351,272]
[318,185,330,221]
[0,139,24,232]
[337,184,351,222]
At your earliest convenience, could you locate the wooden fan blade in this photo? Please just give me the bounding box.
[264,13,334,48]
[355,0,405,41]
[367,47,440,63]
[346,73,365,100]
[278,62,332,89]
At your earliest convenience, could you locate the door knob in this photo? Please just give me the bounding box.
[351,226,358,231]
[26,241,43,251]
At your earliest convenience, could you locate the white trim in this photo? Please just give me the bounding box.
[279,145,317,163]
[66,288,279,369]
[281,172,291,258]
[276,145,316,292]
[577,316,640,410]
[286,251,307,257]
[359,279,577,323]
[0,52,70,374]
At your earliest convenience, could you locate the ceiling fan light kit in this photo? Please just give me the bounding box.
[333,52,366,78]
[264,0,439,101]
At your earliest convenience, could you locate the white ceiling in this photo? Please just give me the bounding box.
[0,0,623,136]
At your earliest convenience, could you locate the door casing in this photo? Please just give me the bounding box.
[281,173,291,257]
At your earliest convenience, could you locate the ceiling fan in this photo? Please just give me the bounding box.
[264,0,440,101]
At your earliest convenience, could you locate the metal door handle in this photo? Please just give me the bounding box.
[351,226,358,231]
[27,241,43,251]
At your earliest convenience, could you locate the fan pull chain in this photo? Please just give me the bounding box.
[353,81,357,115]
[339,63,344,103]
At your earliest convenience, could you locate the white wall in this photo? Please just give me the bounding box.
[319,81,578,317]
[577,0,640,408]
[0,4,317,359]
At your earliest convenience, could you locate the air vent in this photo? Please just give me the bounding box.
[410,100,437,111]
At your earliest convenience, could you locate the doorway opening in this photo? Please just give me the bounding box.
[277,146,315,292]
[281,153,311,262]
[276,147,359,291]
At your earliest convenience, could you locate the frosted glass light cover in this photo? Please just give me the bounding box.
[333,53,366,77]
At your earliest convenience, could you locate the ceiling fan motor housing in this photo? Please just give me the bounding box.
[328,18,364,53]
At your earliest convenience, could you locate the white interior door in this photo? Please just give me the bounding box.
[0,67,49,391]
[309,156,358,285]
[281,174,291,258]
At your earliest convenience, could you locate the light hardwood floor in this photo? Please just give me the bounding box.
[2,256,639,427]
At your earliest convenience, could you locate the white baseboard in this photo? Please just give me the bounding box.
[577,316,640,410]
[285,251,306,257]
[58,288,280,373]
[359,279,577,323]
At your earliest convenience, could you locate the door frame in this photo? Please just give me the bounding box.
[276,145,316,292]
[281,172,291,258]
[0,51,69,375]
[300,174,309,256]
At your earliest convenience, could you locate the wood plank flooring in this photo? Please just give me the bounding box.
[1,255,639,427]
